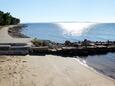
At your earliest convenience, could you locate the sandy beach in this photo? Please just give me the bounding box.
[0,25,32,43]
[0,55,114,86]
[0,25,115,86]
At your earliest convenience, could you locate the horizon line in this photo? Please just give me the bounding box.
[21,21,115,24]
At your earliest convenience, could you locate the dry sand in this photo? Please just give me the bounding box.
[0,25,115,86]
[0,25,32,43]
[0,55,114,86]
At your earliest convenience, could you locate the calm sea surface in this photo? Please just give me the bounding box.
[22,23,115,42]
[22,23,115,79]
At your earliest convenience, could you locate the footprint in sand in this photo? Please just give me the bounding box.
[6,59,11,61]
[32,74,37,77]
[0,61,5,62]
[22,61,27,63]
[13,72,17,74]
[9,67,11,70]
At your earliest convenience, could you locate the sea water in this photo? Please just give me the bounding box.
[22,23,115,79]
[22,23,115,42]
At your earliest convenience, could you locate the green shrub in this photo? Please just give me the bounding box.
[31,38,45,46]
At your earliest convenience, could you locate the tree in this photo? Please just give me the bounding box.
[0,11,20,25]
[0,11,4,25]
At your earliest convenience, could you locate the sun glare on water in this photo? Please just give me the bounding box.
[57,23,95,36]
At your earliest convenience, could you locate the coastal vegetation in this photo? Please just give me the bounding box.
[31,38,48,46]
[30,39,115,56]
[0,11,20,25]
[31,38,43,46]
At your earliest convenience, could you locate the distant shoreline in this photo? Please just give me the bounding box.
[0,25,115,81]
[8,24,30,38]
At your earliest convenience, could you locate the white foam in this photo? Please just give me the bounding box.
[74,57,90,68]
[57,23,95,36]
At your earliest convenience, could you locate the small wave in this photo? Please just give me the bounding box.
[74,57,90,68]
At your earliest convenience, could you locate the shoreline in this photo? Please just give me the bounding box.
[0,25,115,82]
[0,25,32,43]
[75,57,115,80]
[0,55,114,86]
[8,24,30,38]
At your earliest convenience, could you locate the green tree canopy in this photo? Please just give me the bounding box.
[0,11,20,25]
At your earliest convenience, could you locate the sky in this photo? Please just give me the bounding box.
[0,0,115,23]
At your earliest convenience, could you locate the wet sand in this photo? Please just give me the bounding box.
[0,55,114,86]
